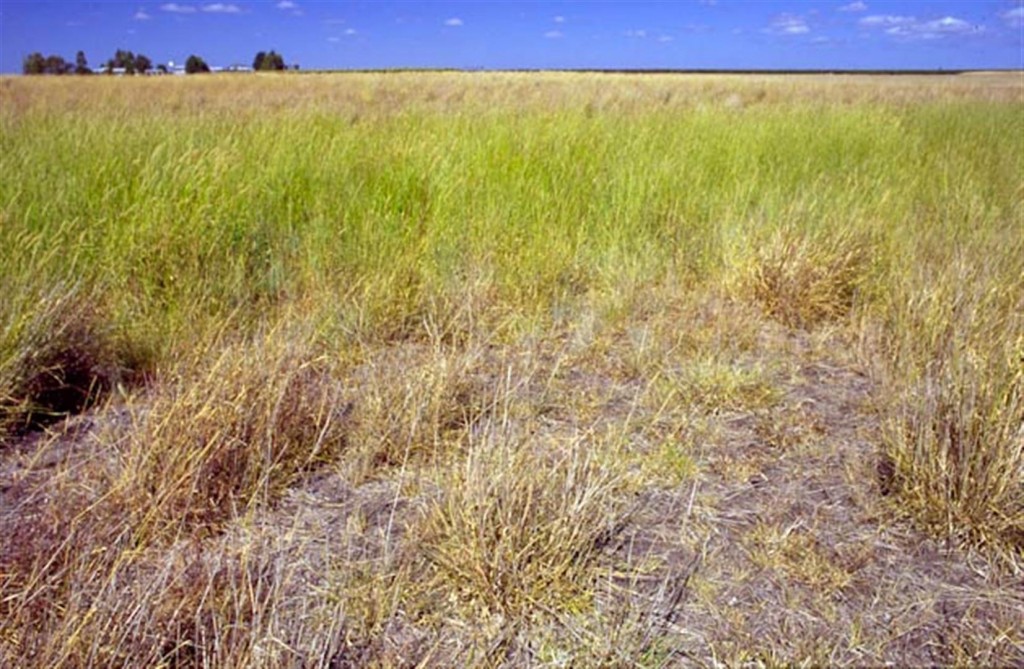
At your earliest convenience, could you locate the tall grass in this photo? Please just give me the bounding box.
[1,72,1021,663]
[5,77,996,344]
[875,246,1023,558]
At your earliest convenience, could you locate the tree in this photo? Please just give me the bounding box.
[43,55,71,75]
[75,50,90,75]
[121,50,137,74]
[255,50,285,71]
[156,63,169,74]
[134,54,152,75]
[23,52,45,75]
[185,55,210,74]
[105,49,135,74]
[267,51,286,70]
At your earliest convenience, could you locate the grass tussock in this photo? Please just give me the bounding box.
[1,326,348,665]
[3,509,342,667]
[343,344,493,480]
[0,282,128,440]
[744,226,875,329]
[115,328,348,540]
[418,425,630,621]
[877,255,1024,561]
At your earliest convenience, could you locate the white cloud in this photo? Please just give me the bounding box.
[658,35,674,43]
[202,3,241,13]
[838,1,867,12]
[1001,7,1024,26]
[768,15,810,35]
[444,17,463,27]
[161,3,196,13]
[625,29,647,38]
[861,14,983,40]
[327,36,340,43]
[915,16,981,38]
[922,16,972,32]
[276,0,296,8]
[859,15,914,27]
[553,16,565,23]
[544,30,563,39]
[134,9,152,20]
[344,28,356,35]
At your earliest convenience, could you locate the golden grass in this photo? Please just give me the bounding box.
[418,427,629,620]
[875,253,1024,561]
[113,328,348,541]
[745,226,875,329]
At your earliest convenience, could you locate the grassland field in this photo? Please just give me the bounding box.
[1,71,1022,666]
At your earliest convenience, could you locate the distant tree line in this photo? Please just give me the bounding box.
[23,49,293,75]
[23,49,156,75]
[22,50,91,75]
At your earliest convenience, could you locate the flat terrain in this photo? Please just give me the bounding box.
[1,72,1022,666]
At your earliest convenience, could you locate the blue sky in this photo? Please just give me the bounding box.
[1,1,1022,73]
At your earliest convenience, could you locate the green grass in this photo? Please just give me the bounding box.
[1,72,1022,666]
[9,76,1010,348]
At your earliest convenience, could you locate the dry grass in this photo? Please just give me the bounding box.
[875,254,1024,565]
[0,325,348,665]
[341,342,494,481]
[0,282,126,440]
[418,425,630,621]
[113,327,348,541]
[3,71,1020,123]
[744,226,875,329]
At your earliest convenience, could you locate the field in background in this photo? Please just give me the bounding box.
[1,72,1022,666]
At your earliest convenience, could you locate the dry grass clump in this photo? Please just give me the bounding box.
[131,530,345,669]
[3,501,343,667]
[417,424,630,623]
[888,351,1024,556]
[876,259,1024,561]
[114,329,348,540]
[0,282,128,440]
[745,227,874,329]
[342,343,495,480]
[1,498,132,665]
